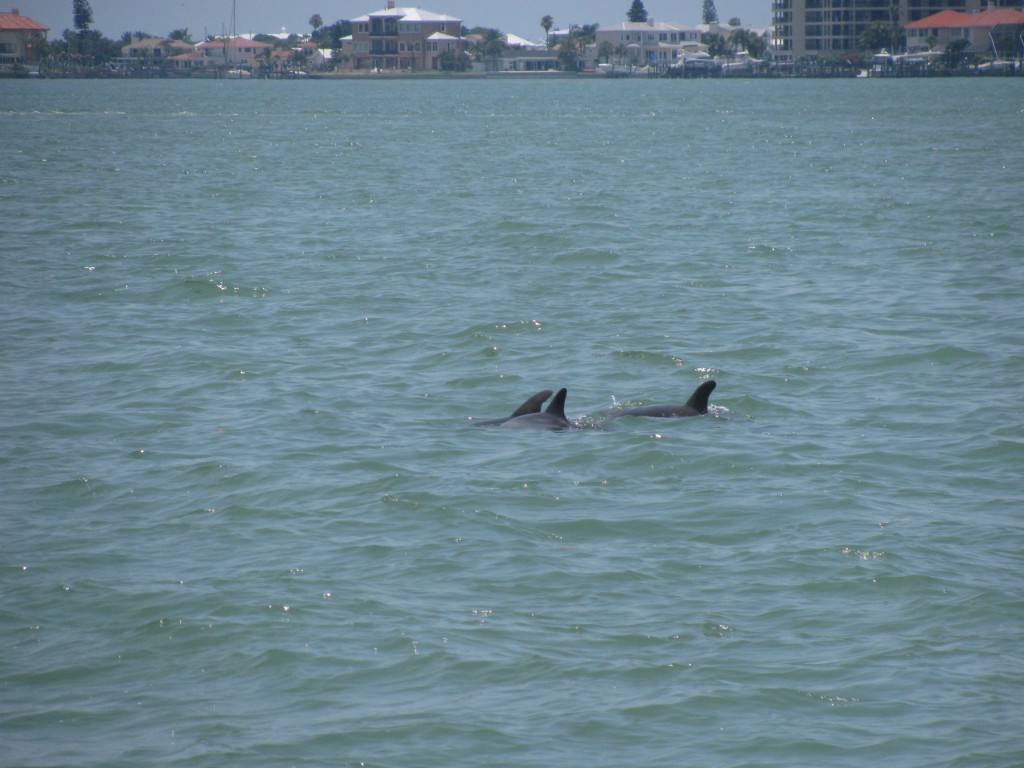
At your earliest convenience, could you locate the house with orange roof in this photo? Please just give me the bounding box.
[119,36,195,69]
[195,36,273,69]
[0,7,48,66]
[905,7,1024,54]
[170,49,209,72]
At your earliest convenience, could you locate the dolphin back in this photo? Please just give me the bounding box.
[685,380,717,414]
[501,388,571,429]
[472,389,553,426]
[545,388,568,420]
[510,389,554,418]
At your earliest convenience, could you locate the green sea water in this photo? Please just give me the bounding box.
[2,77,1023,767]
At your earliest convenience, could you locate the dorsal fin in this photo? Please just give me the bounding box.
[509,390,553,418]
[685,380,716,413]
[545,388,568,419]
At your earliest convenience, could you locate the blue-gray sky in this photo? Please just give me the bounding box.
[18,0,772,42]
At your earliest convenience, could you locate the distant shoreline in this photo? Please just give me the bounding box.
[3,67,1021,80]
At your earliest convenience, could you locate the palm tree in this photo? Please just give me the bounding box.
[481,28,505,70]
[703,33,728,58]
[557,26,583,70]
[309,14,323,34]
[597,40,614,63]
[727,28,745,57]
[541,15,553,46]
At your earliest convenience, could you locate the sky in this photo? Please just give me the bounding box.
[17,0,773,43]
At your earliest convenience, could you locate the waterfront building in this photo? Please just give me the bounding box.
[593,20,702,68]
[268,41,328,72]
[119,36,195,66]
[771,0,1021,59]
[195,36,273,68]
[340,2,465,71]
[464,34,557,72]
[169,50,209,71]
[905,6,1024,53]
[587,20,703,71]
[0,7,48,67]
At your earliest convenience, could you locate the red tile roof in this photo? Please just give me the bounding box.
[0,10,49,31]
[907,8,1024,29]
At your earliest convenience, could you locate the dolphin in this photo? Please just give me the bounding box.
[607,380,717,419]
[471,389,554,426]
[501,388,573,430]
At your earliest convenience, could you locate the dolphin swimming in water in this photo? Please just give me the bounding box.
[501,388,573,430]
[607,380,717,419]
[471,389,554,426]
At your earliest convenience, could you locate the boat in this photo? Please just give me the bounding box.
[717,50,761,72]
[667,51,721,75]
[977,59,1015,73]
[597,63,651,77]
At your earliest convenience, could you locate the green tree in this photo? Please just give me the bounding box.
[169,28,193,43]
[557,26,584,70]
[309,14,323,33]
[945,37,969,68]
[60,26,119,65]
[702,32,728,57]
[73,0,93,32]
[577,23,599,44]
[541,15,553,45]
[858,21,891,51]
[702,0,719,24]
[728,27,767,58]
[746,31,768,58]
[888,0,903,52]
[597,40,614,63]
[627,0,648,23]
[312,20,352,49]
[439,49,467,71]
[480,27,506,70]
[120,30,150,44]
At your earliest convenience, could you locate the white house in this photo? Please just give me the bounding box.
[590,20,703,69]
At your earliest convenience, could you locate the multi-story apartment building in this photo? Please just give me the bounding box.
[771,0,1018,59]
[341,2,465,71]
